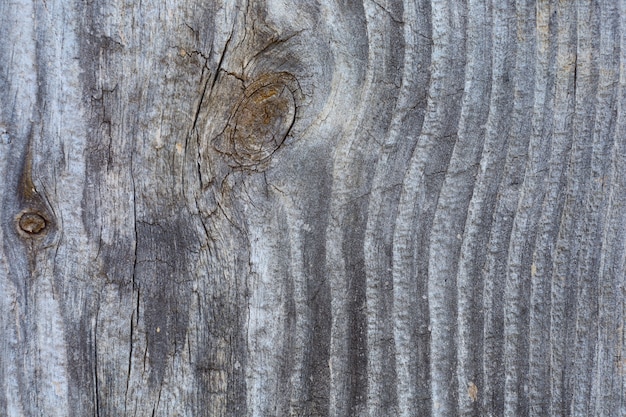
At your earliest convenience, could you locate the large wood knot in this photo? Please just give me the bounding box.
[218,72,298,170]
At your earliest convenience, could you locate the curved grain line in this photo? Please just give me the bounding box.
[454,0,518,415]
[425,0,470,415]
[478,1,538,415]
[593,5,626,409]
[528,1,594,415]
[386,1,434,415]
[323,2,394,414]
[392,0,467,415]
[428,0,494,414]
[360,0,435,414]
[501,0,561,415]
[280,197,318,416]
[588,2,623,415]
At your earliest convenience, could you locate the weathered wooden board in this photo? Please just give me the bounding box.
[1,0,625,416]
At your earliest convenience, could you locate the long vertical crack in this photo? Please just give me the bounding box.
[192,67,212,190]
[93,305,100,417]
[125,152,139,414]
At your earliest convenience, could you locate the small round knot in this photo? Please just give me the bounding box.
[18,212,47,235]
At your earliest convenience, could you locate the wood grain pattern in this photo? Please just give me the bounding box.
[1,0,625,416]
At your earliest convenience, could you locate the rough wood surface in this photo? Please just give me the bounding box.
[1,0,625,416]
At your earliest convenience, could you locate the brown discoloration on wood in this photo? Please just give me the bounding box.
[14,145,55,240]
[468,381,478,402]
[215,72,299,171]
[17,212,47,235]
[17,151,37,203]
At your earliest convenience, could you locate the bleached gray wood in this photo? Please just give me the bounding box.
[1,0,625,416]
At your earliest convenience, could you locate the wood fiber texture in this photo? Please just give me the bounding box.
[0,0,625,416]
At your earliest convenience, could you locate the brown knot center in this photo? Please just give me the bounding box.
[18,212,47,234]
[226,73,298,169]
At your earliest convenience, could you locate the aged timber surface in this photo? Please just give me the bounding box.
[0,0,625,416]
